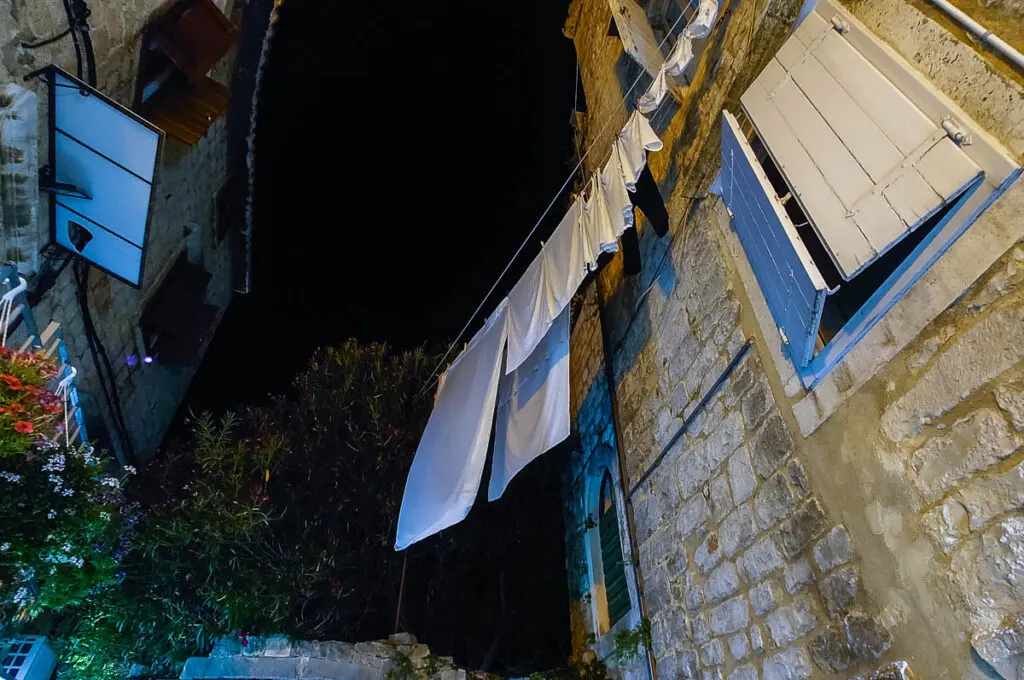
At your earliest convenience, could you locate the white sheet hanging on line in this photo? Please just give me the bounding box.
[543,198,589,319]
[582,172,620,266]
[488,306,570,501]
[665,34,694,76]
[684,0,719,39]
[602,148,635,239]
[506,250,551,374]
[617,110,664,190]
[395,299,509,550]
[607,0,666,79]
[638,66,668,114]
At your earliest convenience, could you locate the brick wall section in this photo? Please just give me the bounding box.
[0,0,238,459]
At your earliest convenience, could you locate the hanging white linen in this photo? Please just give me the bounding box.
[684,0,718,39]
[488,306,570,501]
[638,66,668,114]
[617,110,664,190]
[543,198,589,320]
[395,299,509,550]
[607,0,666,79]
[602,148,635,240]
[582,172,620,267]
[665,34,694,76]
[506,250,551,374]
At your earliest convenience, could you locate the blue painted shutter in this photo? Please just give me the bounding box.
[719,111,830,367]
[599,472,630,627]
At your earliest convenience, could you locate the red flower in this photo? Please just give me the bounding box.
[2,375,23,391]
[9,403,25,414]
[14,420,33,434]
[249,483,262,500]
[0,407,6,414]
[25,385,40,397]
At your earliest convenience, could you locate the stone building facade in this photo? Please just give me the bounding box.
[562,0,1024,678]
[0,0,260,461]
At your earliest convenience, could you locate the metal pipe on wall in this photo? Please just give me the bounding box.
[925,0,1024,72]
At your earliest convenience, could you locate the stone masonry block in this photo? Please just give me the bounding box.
[957,461,1024,531]
[729,632,749,661]
[701,638,725,666]
[765,594,820,647]
[779,498,829,558]
[720,503,757,557]
[710,473,734,522]
[728,446,757,504]
[787,458,810,499]
[881,305,1024,443]
[696,531,723,573]
[755,472,797,530]
[751,414,795,479]
[784,558,814,595]
[678,493,710,540]
[995,381,1024,431]
[763,646,812,680]
[909,409,1021,502]
[818,566,859,618]
[702,668,723,680]
[739,535,784,583]
[689,611,712,644]
[706,410,745,472]
[705,561,741,604]
[750,625,765,655]
[711,595,751,635]
[679,448,712,500]
[813,526,855,571]
[728,664,757,680]
[741,371,774,430]
[750,579,781,616]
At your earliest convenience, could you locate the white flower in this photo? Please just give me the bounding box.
[123,465,137,476]
[42,453,66,472]
[70,556,84,568]
[0,542,10,551]
[0,471,21,484]
[61,488,74,497]
[13,587,29,605]
[99,511,111,521]
[47,509,57,519]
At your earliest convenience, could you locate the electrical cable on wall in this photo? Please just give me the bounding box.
[58,0,136,463]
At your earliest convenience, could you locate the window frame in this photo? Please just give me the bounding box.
[720,0,1020,393]
[581,446,640,645]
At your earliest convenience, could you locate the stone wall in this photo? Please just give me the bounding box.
[564,0,1023,678]
[0,0,240,459]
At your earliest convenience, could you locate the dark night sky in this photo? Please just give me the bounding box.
[186,0,577,413]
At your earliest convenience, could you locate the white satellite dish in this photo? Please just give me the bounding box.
[38,65,164,288]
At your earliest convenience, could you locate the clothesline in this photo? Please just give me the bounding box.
[415,1,698,399]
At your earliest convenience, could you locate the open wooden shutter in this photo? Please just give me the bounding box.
[720,111,830,368]
[740,7,982,280]
[600,472,630,627]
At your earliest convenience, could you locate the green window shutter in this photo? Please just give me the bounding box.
[599,472,631,626]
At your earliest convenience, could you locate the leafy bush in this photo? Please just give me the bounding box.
[0,443,126,620]
[57,414,308,680]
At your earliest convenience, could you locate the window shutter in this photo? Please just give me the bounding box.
[740,8,982,281]
[719,111,831,368]
[599,473,630,626]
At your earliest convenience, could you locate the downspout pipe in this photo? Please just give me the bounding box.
[925,0,1024,72]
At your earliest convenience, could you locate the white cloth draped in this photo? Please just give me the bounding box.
[488,306,570,501]
[638,66,668,114]
[582,172,621,265]
[544,198,590,322]
[506,251,550,374]
[602,146,635,239]
[394,300,509,550]
[685,0,719,39]
[665,34,694,76]
[618,110,664,190]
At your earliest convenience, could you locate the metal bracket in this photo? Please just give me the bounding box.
[38,165,91,200]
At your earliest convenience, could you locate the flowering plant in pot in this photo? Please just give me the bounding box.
[0,347,63,456]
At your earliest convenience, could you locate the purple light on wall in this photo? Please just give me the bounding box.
[143,355,155,365]
[126,354,139,368]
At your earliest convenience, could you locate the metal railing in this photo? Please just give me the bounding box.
[0,264,88,446]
